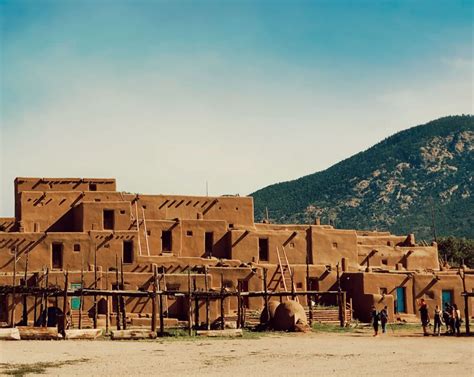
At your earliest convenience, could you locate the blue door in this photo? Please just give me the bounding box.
[396,287,406,313]
[442,290,453,308]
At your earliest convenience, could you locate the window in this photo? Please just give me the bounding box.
[186,230,193,236]
[73,244,81,252]
[258,238,269,261]
[229,224,234,229]
[162,230,172,252]
[120,210,125,215]
[289,242,295,248]
[147,230,151,236]
[89,183,97,191]
[332,242,338,248]
[103,210,114,230]
[382,258,388,265]
[380,287,387,295]
[296,282,303,289]
[205,232,213,257]
[123,241,133,264]
[52,243,63,269]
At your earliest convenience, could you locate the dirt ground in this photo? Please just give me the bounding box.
[1,331,472,376]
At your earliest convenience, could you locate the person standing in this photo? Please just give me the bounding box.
[380,306,388,334]
[452,304,461,336]
[419,299,430,336]
[443,303,452,334]
[371,305,379,337]
[433,305,442,336]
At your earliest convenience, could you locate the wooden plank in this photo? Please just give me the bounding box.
[65,329,102,340]
[0,328,20,340]
[111,329,157,340]
[18,326,60,340]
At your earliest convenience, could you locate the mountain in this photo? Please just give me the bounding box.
[251,115,474,240]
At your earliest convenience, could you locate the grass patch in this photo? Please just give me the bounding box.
[156,328,263,341]
[0,358,90,376]
[312,323,359,333]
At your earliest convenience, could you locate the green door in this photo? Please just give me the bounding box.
[442,290,453,308]
[71,283,82,310]
[395,287,406,313]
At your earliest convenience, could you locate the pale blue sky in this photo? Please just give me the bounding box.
[0,0,472,216]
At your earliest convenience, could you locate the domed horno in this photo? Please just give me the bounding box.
[272,300,308,331]
[260,300,280,324]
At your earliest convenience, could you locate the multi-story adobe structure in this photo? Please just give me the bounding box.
[0,177,472,327]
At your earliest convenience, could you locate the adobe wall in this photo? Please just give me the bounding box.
[0,218,16,232]
[311,227,358,268]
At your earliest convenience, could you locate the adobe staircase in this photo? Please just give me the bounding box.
[70,310,94,329]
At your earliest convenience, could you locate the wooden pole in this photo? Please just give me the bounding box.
[158,274,164,336]
[93,245,98,329]
[204,266,210,330]
[43,267,49,327]
[220,273,225,330]
[151,266,157,333]
[120,257,127,330]
[464,294,470,335]
[263,268,270,325]
[187,269,192,335]
[237,281,242,329]
[62,271,68,338]
[38,268,46,326]
[105,270,110,334]
[306,255,313,325]
[79,260,84,329]
[115,254,121,330]
[10,247,17,328]
[193,277,199,329]
[22,249,29,325]
[142,207,150,256]
[337,262,343,327]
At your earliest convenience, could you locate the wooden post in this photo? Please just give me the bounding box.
[306,254,313,325]
[237,281,242,329]
[93,246,98,329]
[79,255,84,329]
[290,269,295,300]
[263,268,270,325]
[337,263,343,327]
[62,271,68,338]
[193,277,199,329]
[22,249,29,326]
[115,254,121,330]
[220,273,225,330]
[151,266,157,333]
[43,268,49,327]
[204,266,210,330]
[10,247,17,328]
[158,274,164,336]
[187,269,193,335]
[105,270,110,334]
[120,258,127,330]
[39,268,45,327]
[464,294,470,335]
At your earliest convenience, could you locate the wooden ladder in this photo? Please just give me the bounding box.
[276,246,299,303]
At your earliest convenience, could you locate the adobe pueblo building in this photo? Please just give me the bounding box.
[0,177,472,329]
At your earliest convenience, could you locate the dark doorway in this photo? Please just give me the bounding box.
[162,230,172,252]
[0,295,7,322]
[123,240,134,264]
[103,210,114,230]
[205,232,214,257]
[258,238,269,262]
[52,243,63,269]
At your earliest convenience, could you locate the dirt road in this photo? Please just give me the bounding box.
[1,332,472,376]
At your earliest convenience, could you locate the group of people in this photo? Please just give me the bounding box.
[370,299,463,336]
[421,299,462,336]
